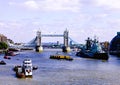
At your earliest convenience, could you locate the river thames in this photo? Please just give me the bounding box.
[0,49,120,85]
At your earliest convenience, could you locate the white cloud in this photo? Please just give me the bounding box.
[94,0,120,9]
[9,22,22,28]
[9,0,80,12]
[32,21,41,26]
[23,0,39,10]
[0,22,5,27]
[0,21,22,29]
[8,2,16,5]
[0,22,10,28]
[43,0,80,12]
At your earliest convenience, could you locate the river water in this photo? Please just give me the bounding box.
[0,49,120,85]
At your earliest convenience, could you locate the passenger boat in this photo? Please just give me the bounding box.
[22,59,33,77]
[76,37,109,60]
[14,65,38,71]
[14,59,33,78]
[50,55,73,61]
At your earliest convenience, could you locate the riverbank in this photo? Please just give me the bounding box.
[0,50,5,54]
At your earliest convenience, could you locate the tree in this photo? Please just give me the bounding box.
[0,42,8,49]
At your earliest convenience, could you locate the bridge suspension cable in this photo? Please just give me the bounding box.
[68,37,79,44]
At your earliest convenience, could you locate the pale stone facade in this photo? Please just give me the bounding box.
[0,34,7,42]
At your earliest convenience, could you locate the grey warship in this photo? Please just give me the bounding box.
[76,37,109,60]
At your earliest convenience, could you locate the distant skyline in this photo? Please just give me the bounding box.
[0,0,120,44]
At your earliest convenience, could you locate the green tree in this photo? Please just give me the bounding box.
[0,42,8,49]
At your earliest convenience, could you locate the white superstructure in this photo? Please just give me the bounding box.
[23,59,32,77]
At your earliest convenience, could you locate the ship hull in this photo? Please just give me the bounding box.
[76,51,109,60]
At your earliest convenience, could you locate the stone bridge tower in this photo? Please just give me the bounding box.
[35,31,43,52]
[62,29,70,52]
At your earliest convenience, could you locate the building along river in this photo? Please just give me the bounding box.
[0,49,120,85]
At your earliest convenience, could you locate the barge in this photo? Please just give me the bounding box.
[50,55,73,61]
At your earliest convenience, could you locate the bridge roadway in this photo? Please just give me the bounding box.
[42,34,63,37]
[41,35,78,44]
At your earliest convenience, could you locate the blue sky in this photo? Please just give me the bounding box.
[0,0,120,44]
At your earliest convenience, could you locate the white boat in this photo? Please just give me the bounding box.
[22,59,33,77]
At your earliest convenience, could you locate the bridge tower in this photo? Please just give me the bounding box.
[62,29,70,52]
[35,31,43,52]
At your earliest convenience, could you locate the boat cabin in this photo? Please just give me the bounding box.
[23,59,33,77]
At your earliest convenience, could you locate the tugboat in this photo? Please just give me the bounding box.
[14,59,33,78]
[76,37,109,60]
[16,66,25,78]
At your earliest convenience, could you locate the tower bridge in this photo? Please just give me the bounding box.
[35,29,70,52]
[25,29,79,52]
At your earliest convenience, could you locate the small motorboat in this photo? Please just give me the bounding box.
[5,51,16,56]
[0,60,6,65]
[4,56,11,59]
[33,66,38,70]
[7,51,16,56]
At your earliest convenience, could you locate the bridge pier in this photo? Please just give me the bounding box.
[62,29,70,52]
[35,31,43,52]
[35,46,43,52]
